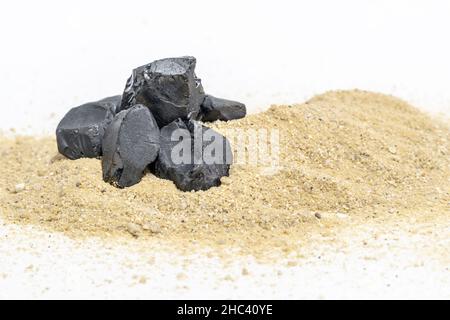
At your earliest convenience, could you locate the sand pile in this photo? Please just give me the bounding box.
[1,90,449,255]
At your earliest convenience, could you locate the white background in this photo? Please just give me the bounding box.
[0,0,449,134]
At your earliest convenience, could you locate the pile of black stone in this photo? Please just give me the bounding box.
[56,56,246,191]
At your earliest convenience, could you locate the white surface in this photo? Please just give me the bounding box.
[0,215,448,299]
[1,0,450,134]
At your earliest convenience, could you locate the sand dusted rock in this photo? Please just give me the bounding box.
[56,97,119,160]
[119,56,205,127]
[102,105,160,188]
[200,95,246,122]
[154,119,232,191]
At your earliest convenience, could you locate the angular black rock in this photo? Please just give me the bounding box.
[56,96,121,160]
[199,95,246,122]
[154,119,232,192]
[102,105,160,188]
[97,95,122,114]
[119,56,205,127]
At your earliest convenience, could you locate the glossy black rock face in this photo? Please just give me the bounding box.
[102,105,160,188]
[119,56,205,128]
[199,95,246,122]
[56,96,120,160]
[97,95,122,114]
[154,119,232,191]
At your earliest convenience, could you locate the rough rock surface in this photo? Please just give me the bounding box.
[119,57,205,127]
[154,119,232,191]
[102,105,160,188]
[56,97,120,160]
[200,95,246,122]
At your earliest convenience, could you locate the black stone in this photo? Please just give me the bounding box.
[119,56,205,127]
[154,119,232,192]
[199,95,246,122]
[56,96,121,160]
[102,105,160,188]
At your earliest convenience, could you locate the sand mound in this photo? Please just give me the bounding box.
[1,90,449,255]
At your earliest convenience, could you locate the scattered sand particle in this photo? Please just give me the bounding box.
[138,276,148,284]
[176,273,188,281]
[224,275,234,281]
[13,183,25,194]
[126,223,141,237]
[287,261,298,267]
[388,146,397,154]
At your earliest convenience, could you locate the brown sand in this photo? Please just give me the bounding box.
[1,90,449,256]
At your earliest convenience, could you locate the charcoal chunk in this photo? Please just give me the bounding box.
[119,56,205,127]
[154,119,232,191]
[199,95,246,122]
[102,105,160,188]
[56,97,120,160]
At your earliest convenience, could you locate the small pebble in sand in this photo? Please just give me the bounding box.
[56,98,116,160]
[37,170,46,177]
[1,90,449,258]
[388,146,397,154]
[224,275,234,281]
[14,183,25,193]
[138,276,148,284]
[102,105,160,188]
[177,273,188,281]
[142,222,161,234]
[287,261,298,267]
[25,264,34,272]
